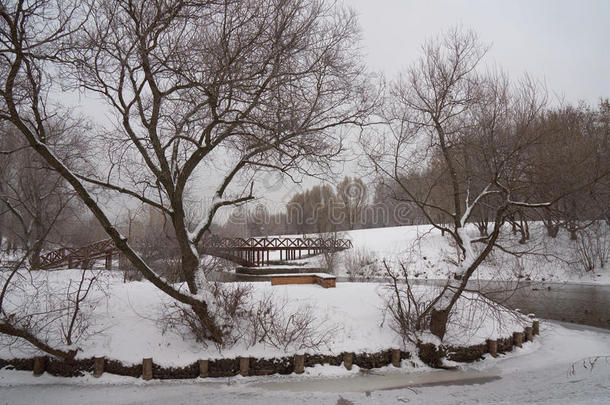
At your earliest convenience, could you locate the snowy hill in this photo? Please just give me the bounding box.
[300,223,610,285]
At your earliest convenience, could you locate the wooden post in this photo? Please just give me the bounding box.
[105,252,112,270]
[525,326,533,342]
[33,356,46,376]
[93,356,105,377]
[487,340,498,358]
[294,354,304,374]
[142,358,153,380]
[239,357,249,377]
[532,320,540,336]
[199,360,209,378]
[343,352,354,371]
[391,349,401,367]
[513,332,523,348]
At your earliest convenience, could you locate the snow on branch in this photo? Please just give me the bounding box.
[191,182,255,244]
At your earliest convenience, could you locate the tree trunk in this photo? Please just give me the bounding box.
[181,252,199,294]
[192,301,223,343]
[0,322,77,361]
[545,223,559,237]
[429,308,449,340]
[28,240,43,269]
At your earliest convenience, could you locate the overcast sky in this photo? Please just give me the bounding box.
[70,1,610,214]
[242,0,610,209]
[344,0,609,105]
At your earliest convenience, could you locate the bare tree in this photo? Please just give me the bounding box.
[530,102,610,238]
[1,0,374,344]
[364,28,558,340]
[0,124,83,267]
[336,176,367,230]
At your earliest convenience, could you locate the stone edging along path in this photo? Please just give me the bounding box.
[0,320,539,380]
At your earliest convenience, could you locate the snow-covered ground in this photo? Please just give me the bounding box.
[0,321,608,404]
[1,223,608,403]
[294,223,610,285]
[0,270,529,364]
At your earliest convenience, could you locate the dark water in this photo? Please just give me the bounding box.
[475,280,610,329]
[209,271,610,329]
[407,278,610,329]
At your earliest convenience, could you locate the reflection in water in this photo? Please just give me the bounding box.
[478,281,610,329]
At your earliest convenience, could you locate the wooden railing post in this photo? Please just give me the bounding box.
[94,357,105,377]
[142,358,153,380]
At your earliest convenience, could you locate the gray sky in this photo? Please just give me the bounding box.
[344,0,609,105]
[242,0,610,208]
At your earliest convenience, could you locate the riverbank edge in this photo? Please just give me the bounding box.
[0,321,538,379]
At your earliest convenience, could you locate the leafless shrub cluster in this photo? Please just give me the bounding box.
[160,283,337,351]
[381,251,527,346]
[344,247,379,280]
[381,260,448,344]
[444,287,527,344]
[572,222,610,272]
[118,254,143,282]
[1,262,108,359]
[318,232,345,275]
[59,269,107,346]
[247,293,337,351]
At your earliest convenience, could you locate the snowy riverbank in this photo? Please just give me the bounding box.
[0,270,530,366]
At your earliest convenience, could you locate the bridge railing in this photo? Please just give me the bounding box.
[203,236,353,251]
[37,239,118,270]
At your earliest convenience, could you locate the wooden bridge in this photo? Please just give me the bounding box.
[36,239,118,270]
[202,236,353,267]
[36,236,353,270]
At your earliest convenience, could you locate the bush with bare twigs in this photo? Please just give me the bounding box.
[1,264,109,360]
[381,257,528,347]
[344,247,380,280]
[381,260,447,344]
[572,222,610,273]
[160,283,338,351]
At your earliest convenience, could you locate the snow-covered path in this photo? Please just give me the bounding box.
[1,321,608,404]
